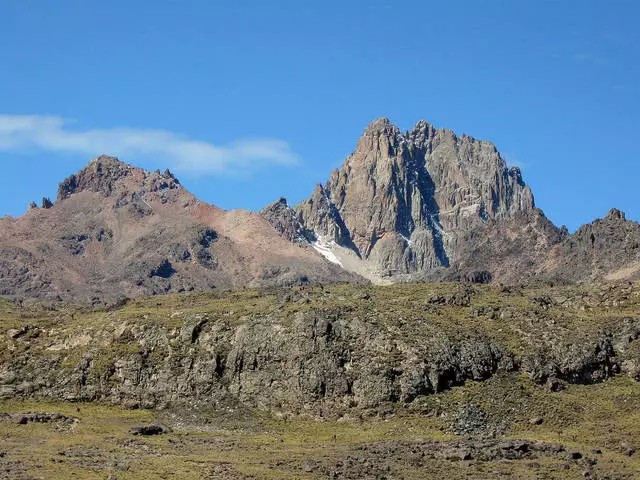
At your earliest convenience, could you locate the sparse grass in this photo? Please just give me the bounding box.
[2,375,640,479]
[2,281,640,478]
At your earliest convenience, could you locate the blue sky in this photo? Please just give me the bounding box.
[0,0,638,231]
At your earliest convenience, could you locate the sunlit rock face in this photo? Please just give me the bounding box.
[295,118,558,281]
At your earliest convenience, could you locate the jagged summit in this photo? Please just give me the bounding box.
[408,119,437,145]
[56,155,181,202]
[292,118,553,282]
[362,117,399,135]
[607,208,626,221]
[411,119,430,130]
[363,117,502,150]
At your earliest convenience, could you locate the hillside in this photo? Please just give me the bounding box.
[1,281,640,478]
[0,156,360,304]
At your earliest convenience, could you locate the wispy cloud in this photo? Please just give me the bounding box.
[0,114,299,174]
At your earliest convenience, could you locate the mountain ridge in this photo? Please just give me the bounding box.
[1,119,639,303]
[264,117,636,285]
[0,155,361,304]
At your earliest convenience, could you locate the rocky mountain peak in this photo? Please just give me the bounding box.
[363,117,398,135]
[260,197,309,244]
[355,118,403,156]
[0,154,361,303]
[293,118,554,282]
[260,197,294,219]
[56,156,181,202]
[606,208,626,221]
[408,119,437,146]
[57,155,132,200]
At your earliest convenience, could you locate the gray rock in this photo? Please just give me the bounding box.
[542,208,640,283]
[260,197,310,244]
[294,118,563,282]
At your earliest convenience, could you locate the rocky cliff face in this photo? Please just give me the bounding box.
[294,118,563,282]
[2,282,639,413]
[542,208,640,283]
[0,156,360,304]
[259,197,308,244]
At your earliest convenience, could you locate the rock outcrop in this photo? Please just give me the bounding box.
[2,282,639,413]
[56,156,182,201]
[259,197,308,244]
[293,118,564,282]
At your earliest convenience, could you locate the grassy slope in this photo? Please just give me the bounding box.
[1,282,640,479]
[1,376,639,479]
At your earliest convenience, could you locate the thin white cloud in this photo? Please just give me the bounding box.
[0,114,299,174]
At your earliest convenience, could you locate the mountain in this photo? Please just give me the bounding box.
[272,118,564,283]
[541,208,640,283]
[2,119,639,305]
[0,156,360,304]
[263,118,640,285]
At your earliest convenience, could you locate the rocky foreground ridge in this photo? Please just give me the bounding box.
[2,282,640,412]
[3,282,640,478]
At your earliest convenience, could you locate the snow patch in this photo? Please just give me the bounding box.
[399,233,413,245]
[430,215,448,238]
[311,235,344,267]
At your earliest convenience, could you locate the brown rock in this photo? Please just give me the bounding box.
[542,208,640,283]
[0,156,362,304]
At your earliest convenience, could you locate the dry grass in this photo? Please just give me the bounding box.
[2,281,640,478]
